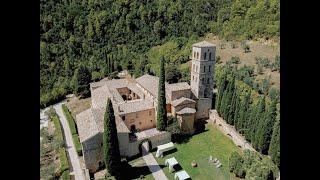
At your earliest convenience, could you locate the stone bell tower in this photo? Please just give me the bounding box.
[190,41,216,119]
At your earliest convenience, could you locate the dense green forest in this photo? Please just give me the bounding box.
[40,0,279,107]
[214,64,280,168]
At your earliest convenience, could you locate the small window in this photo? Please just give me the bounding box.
[207,78,210,84]
[139,122,142,125]
[209,65,211,72]
[197,52,199,59]
[209,52,212,60]
[150,120,153,122]
[101,143,103,147]
[204,52,207,59]
[122,116,125,121]
[203,66,206,72]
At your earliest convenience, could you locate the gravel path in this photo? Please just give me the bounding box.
[141,142,168,180]
[54,102,86,180]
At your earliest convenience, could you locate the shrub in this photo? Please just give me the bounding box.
[52,115,63,143]
[62,104,77,135]
[73,134,83,156]
[230,56,240,64]
[61,170,70,180]
[216,55,221,64]
[230,41,237,49]
[242,42,250,53]
[59,148,69,173]
[166,117,183,143]
[62,104,82,155]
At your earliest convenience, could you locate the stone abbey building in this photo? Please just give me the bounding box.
[76,41,216,172]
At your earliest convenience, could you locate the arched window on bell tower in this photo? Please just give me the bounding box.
[204,52,207,60]
[197,52,199,59]
[209,52,212,60]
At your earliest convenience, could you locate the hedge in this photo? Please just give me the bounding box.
[62,104,77,135]
[61,169,70,180]
[62,104,82,156]
[52,115,63,143]
[72,134,82,156]
[59,148,69,173]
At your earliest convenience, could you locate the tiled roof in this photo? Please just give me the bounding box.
[118,99,154,115]
[167,82,190,91]
[136,74,191,103]
[176,107,196,114]
[136,74,159,97]
[192,41,216,48]
[76,109,99,142]
[171,97,196,107]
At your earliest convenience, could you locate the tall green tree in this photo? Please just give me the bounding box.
[237,91,251,131]
[73,64,91,97]
[157,56,167,131]
[103,99,121,176]
[257,99,277,154]
[268,106,280,168]
[250,96,266,146]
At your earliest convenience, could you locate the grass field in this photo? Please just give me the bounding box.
[153,123,241,180]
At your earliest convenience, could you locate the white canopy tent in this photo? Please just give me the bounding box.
[174,170,190,180]
[155,142,175,158]
[165,157,179,172]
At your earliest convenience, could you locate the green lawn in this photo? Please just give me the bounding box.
[153,123,241,180]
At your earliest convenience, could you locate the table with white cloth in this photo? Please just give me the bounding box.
[165,157,179,172]
[155,142,175,158]
[174,170,190,180]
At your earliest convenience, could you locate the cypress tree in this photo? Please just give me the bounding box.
[257,99,277,154]
[225,74,236,124]
[238,91,250,132]
[157,56,167,131]
[233,94,241,130]
[268,106,280,168]
[227,88,237,125]
[216,68,228,113]
[103,99,121,176]
[252,96,266,148]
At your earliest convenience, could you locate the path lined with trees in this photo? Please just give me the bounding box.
[54,102,86,180]
[214,64,280,168]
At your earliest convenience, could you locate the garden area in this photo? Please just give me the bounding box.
[153,122,241,180]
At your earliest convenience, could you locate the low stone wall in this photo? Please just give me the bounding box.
[125,131,171,157]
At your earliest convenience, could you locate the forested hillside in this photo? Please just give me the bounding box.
[40,0,279,108]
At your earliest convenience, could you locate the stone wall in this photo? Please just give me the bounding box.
[82,133,103,173]
[125,131,171,157]
[170,89,191,101]
[172,102,196,117]
[195,98,212,120]
[121,109,155,131]
[177,113,195,134]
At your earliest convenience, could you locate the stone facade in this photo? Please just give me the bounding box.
[76,41,216,173]
[190,41,216,99]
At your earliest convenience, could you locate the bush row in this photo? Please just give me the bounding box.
[62,104,82,156]
[52,114,63,143]
[50,111,71,180]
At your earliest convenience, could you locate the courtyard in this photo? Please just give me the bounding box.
[151,122,241,180]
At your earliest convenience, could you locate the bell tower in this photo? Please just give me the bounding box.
[190,41,216,99]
